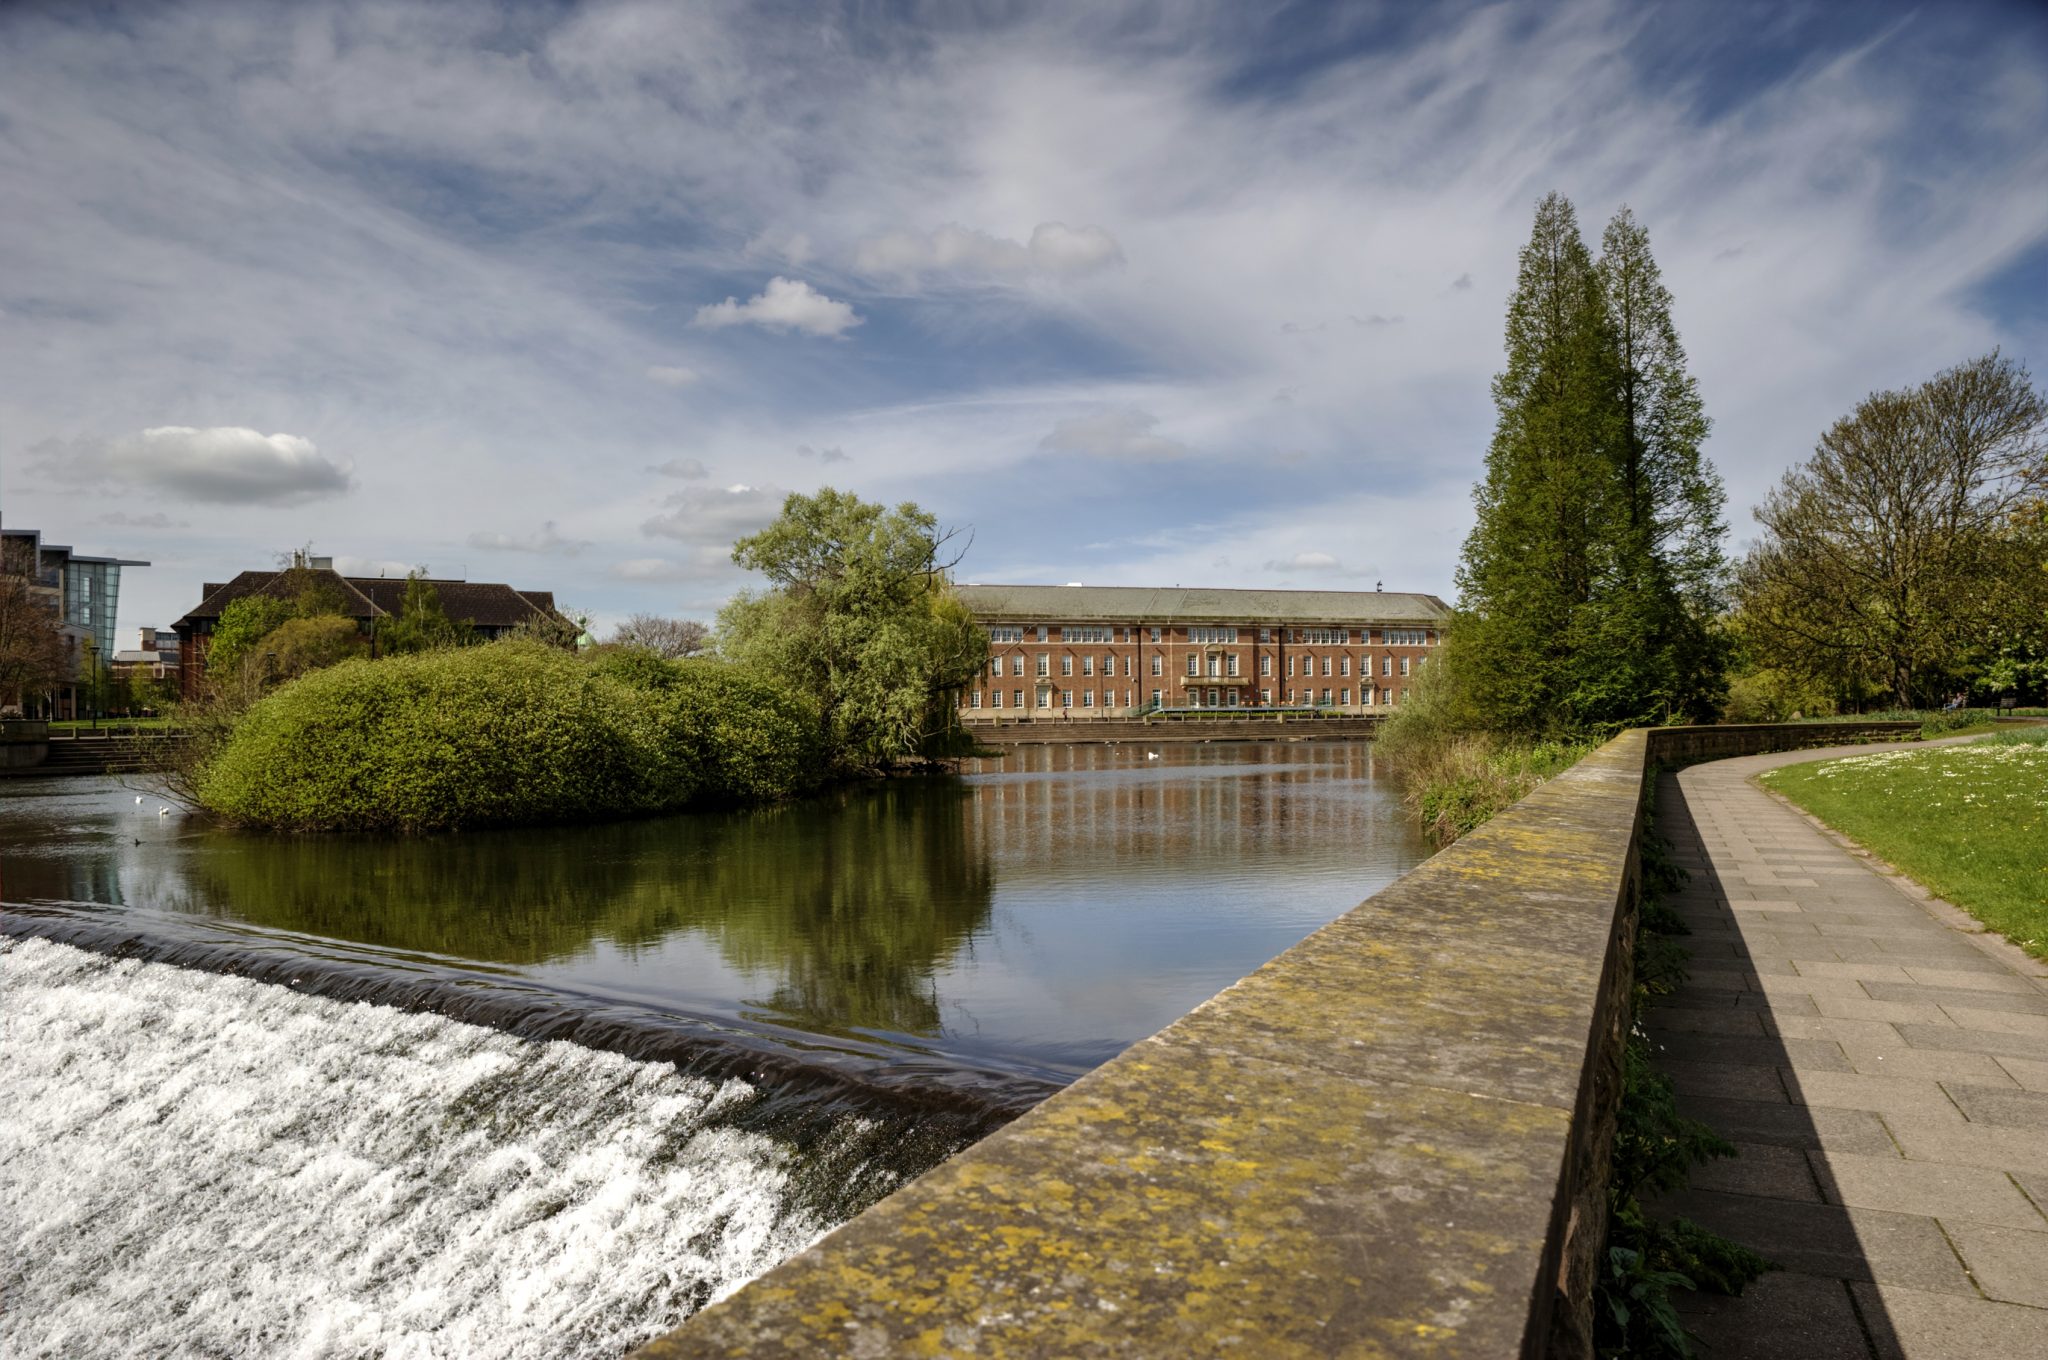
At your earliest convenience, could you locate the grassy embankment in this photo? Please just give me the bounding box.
[1759,727,2048,960]
[186,641,827,833]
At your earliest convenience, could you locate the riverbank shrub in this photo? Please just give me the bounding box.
[196,641,824,832]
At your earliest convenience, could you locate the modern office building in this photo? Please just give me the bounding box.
[953,584,1451,717]
[0,526,149,718]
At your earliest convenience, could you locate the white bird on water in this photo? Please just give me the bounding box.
[135,795,144,804]
[157,806,171,816]
[1146,751,1161,760]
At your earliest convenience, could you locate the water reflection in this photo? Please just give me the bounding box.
[0,742,1428,1081]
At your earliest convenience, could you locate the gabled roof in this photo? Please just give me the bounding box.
[953,584,1451,626]
[174,568,558,631]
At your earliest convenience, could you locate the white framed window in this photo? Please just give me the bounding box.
[1303,628,1348,645]
[1258,628,1271,643]
[1151,689,1163,708]
[1082,656,1094,676]
[1320,687,1332,706]
[1061,655,1074,676]
[1286,657,1296,677]
[1014,689,1024,709]
[1260,654,1271,676]
[1207,655,1221,677]
[991,689,1004,708]
[1260,688,1271,704]
[971,689,982,708]
[1189,626,1238,644]
[1037,654,1050,677]
[1186,654,1199,676]
[988,626,1024,643]
[1381,688,1392,705]
[1125,689,1133,708]
[1340,688,1350,706]
[1061,625,1112,643]
[1037,689,1051,709]
[1226,689,1239,707]
[1208,688,1221,706]
[1226,654,1239,677]
[1321,656,1332,677]
[1150,626,1162,642]
[1060,690,1072,708]
[1104,652,1115,674]
[1012,655,1025,676]
[990,657,1001,676]
[1151,654,1163,676]
[1400,656,1411,676]
[1035,625,1049,642]
[1340,655,1350,676]
[1381,655,1392,676]
[1082,689,1094,707]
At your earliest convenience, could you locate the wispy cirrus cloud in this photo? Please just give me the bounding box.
[0,0,2038,639]
[467,522,591,555]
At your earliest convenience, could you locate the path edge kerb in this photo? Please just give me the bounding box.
[634,721,1917,1360]
[1740,742,2048,982]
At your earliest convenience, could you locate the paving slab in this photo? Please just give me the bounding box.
[1649,737,2048,1356]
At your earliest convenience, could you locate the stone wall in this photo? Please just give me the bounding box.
[634,722,1920,1360]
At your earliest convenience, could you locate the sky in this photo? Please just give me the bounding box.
[3,0,2045,641]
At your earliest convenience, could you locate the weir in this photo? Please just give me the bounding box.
[636,721,1917,1358]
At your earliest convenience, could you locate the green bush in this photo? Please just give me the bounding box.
[198,641,825,832]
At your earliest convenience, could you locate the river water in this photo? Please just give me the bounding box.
[0,741,1427,1357]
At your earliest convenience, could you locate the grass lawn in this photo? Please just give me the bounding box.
[1759,728,2048,960]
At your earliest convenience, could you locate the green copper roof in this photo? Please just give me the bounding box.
[954,583,1451,625]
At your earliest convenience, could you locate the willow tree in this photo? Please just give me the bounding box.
[1734,353,2046,707]
[1452,195,1727,737]
[718,488,984,771]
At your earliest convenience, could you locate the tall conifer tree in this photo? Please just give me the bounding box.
[1453,192,1618,735]
[1452,195,1726,737]
[1595,206,1726,721]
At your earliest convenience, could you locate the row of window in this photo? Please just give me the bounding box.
[966,686,1408,709]
[985,624,1439,646]
[991,652,1419,679]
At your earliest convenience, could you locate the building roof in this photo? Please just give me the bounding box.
[953,583,1451,625]
[173,568,558,631]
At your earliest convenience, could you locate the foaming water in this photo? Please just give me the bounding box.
[0,937,875,1359]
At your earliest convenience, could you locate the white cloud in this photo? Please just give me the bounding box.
[1038,408,1189,461]
[612,557,689,581]
[330,555,420,578]
[34,427,352,505]
[692,277,861,337]
[645,364,700,387]
[466,521,591,554]
[640,483,786,547]
[1263,551,1345,573]
[97,510,189,530]
[796,443,850,464]
[854,221,1123,284]
[647,457,708,479]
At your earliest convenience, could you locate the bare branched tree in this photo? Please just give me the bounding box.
[1734,352,2047,707]
[610,613,711,659]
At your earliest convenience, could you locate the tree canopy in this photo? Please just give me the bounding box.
[717,487,983,770]
[1733,352,2047,708]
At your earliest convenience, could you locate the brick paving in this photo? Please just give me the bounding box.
[1648,739,2048,1359]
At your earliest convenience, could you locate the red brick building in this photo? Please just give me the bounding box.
[954,584,1450,718]
[172,559,563,701]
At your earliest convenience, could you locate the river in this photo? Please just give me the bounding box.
[0,740,1428,1357]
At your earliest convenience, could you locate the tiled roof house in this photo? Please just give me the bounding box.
[171,560,562,700]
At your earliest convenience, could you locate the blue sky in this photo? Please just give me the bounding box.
[3,0,2044,639]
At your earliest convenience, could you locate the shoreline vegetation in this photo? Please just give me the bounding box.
[173,489,986,834]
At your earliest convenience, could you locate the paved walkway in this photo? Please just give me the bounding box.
[1648,739,2048,1359]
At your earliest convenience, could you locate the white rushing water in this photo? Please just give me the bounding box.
[0,937,831,1359]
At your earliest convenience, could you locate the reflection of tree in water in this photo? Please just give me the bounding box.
[159,781,994,1038]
